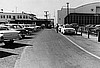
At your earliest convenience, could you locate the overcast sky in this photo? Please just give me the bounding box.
[0,0,100,19]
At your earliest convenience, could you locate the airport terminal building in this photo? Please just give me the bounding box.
[57,2,100,26]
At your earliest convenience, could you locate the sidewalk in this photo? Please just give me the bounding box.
[67,31,100,58]
[78,32,99,43]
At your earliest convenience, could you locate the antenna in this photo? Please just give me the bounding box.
[16,7,17,13]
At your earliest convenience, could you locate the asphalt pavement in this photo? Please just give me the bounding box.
[14,29,100,68]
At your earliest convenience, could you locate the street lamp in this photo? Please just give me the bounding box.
[44,11,49,20]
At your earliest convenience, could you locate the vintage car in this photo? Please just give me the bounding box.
[61,24,76,34]
[21,24,36,34]
[34,26,41,31]
[0,25,20,45]
[5,24,28,38]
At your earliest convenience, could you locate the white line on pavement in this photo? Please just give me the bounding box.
[60,33,100,60]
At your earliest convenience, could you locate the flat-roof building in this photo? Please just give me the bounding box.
[0,12,37,24]
[58,2,100,25]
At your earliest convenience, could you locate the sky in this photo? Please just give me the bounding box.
[0,0,100,20]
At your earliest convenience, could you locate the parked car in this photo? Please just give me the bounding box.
[22,24,36,34]
[85,24,95,32]
[92,25,100,34]
[61,24,76,34]
[70,23,79,34]
[34,26,41,31]
[5,24,28,38]
[0,25,21,45]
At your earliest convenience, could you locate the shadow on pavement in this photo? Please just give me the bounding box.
[0,42,33,49]
[30,33,37,35]
[23,36,33,39]
[0,51,17,58]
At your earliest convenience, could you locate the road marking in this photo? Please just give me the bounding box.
[60,33,100,60]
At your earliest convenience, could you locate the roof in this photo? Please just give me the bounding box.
[0,12,36,16]
[75,2,100,9]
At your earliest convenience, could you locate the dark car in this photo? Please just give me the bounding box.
[92,25,100,34]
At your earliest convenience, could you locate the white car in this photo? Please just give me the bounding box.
[0,25,21,45]
[5,24,28,38]
[61,24,76,34]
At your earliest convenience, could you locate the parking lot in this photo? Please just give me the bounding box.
[0,28,42,68]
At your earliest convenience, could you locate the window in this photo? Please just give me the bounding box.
[13,16,15,19]
[20,15,22,19]
[91,9,94,11]
[9,15,11,18]
[3,15,5,18]
[17,15,19,19]
[23,15,25,19]
[7,15,9,18]
[1,15,2,18]
[26,16,28,19]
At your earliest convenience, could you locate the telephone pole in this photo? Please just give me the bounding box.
[44,11,49,20]
[66,3,69,24]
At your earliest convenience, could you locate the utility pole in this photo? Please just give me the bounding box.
[44,11,49,20]
[44,11,49,28]
[66,3,69,24]
[16,7,17,13]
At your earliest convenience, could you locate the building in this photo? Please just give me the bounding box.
[57,7,75,25]
[58,2,100,26]
[0,12,37,24]
[36,18,54,28]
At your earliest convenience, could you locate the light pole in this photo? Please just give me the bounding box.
[66,2,69,24]
[44,11,49,20]
[44,11,49,28]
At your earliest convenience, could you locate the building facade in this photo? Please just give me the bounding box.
[57,8,75,25]
[58,2,100,25]
[0,12,37,24]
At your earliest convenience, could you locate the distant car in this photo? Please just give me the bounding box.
[34,26,41,31]
[0,25,20,45]
[61,24,76,34]
[5,24,28,38]
[22,24,36,34]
